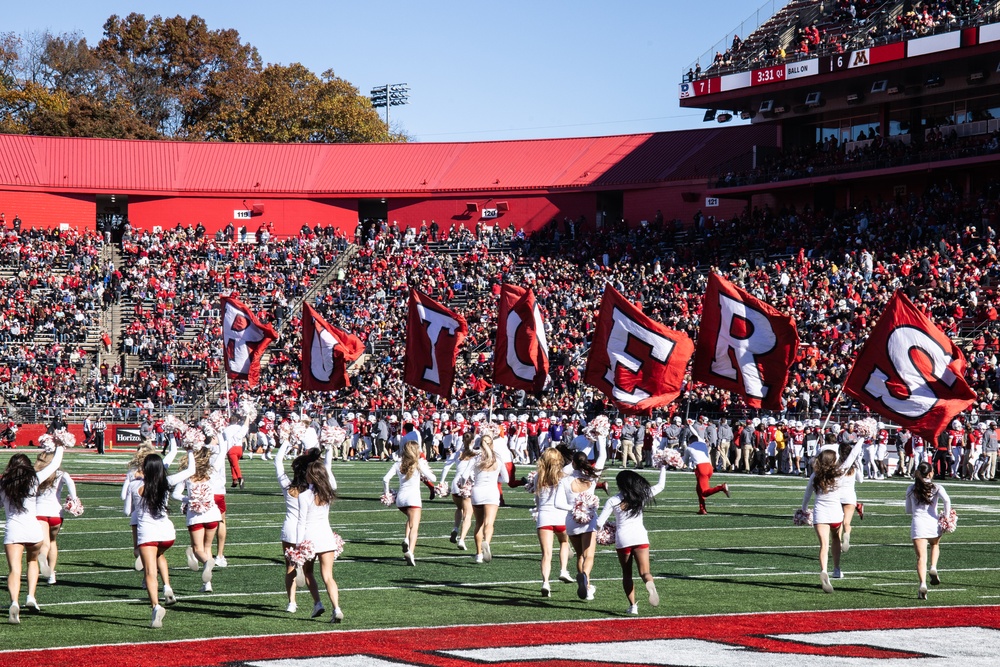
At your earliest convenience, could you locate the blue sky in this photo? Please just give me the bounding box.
[6,0,761,141]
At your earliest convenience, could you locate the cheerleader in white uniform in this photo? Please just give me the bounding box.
[801,438,863,593]
[124,441,177,572]
[294,450,342,621]
[906,461,951,600]
[533,448,572,596]
[597,466,666,614]
[171,448,221,592]
[275,439,312,612]
[206,428,229,568]
[383,441,435,566]
[135,450,195,628]
[470,435,509,563]
[2,445,63,624]
[440,433,477,551]
[836,441,864,564]
[555,451,599,600]
[33,449,79,585]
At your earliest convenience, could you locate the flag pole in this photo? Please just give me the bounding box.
[820,385,845,433]
[488,385,496,421]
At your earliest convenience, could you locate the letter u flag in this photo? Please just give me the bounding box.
[221,295,279,388]
[301,303,364,392]
[692,273,799,410]
[584,285,694,415]
[845,290,976,442]
[493,284,549,394]
[404,289,468,399]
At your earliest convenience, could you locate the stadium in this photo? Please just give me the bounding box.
[4,1,1000,665]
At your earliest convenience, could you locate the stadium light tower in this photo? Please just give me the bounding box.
[370,83,410,131]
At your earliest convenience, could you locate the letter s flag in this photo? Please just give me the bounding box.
[221,295,278,388]
[493,284,549,394]
[845,290,975,442]
[301,303,364,392]
[404,289,468,400]
[584,285,694,415]
[692,273,799,410]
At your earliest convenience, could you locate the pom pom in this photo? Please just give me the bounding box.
[63,497,84,517]
[793,508,814,526]
[298,540,315,562]
[523,471,537,493]
[330,532,345,560]
[652,448,684,469]
[572,491,599,524]
[37,433,56,453]
[238,397,258,422]
[938,508,957,534]
[207,410,229,435]
[188,482,215,515]
[182,428,206,450]
[853,417,879,440]
[320,425,347,448]
[379,491,396,507]
[53,429,76,448]
[290,422,308,446]
[479,422,501,440]
[162,415,189,437]
[457,478,473,498]
[584,415,611,439]
[596,521,617,546]
[278,420,293,444]
[433,482,449,498]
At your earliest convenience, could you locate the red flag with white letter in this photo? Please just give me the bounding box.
[692,273,799,411]
[494,284,549,394]
[301,303,364,392]
[405,289,468,399]
[844,290,976,442]
[584,285,694,415]
[221,295,278,388]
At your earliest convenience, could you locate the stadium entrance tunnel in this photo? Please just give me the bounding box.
[96,193,129,242]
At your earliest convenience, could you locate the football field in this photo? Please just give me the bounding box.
[3,451,1000,658]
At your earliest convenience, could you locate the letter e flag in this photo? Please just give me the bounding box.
[584,285,694,415]
[404,289,468,399]
[845,290,975,442]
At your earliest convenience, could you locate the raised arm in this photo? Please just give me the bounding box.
[275,440,291,490]
[162,439,178,469]
[650,466,667,496]
[35,446,64,484]
[59,473,78,501]
[325,445,337,492]
[937,485,951,518]
[838,439,864,473]
[383,463,398,495]
[167,452,196,487]
[593,435,607,471]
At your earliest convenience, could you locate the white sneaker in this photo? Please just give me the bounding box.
[627,603,639,615]
[163,586,177,606]
[646,580,660,607]
[295,565,306,588]
[586,585,596,601]
[332,607,344,623]
[457,539,467,551]
[286,602,297,613]
[48,573,56,585]
[25,595,40,612]
[559,570,574,583]
[215,555,228,568]
[311,602,325,618]
[475,554,484,563]
[38,555,51,577]
[8,602,19,624]
[201,581,213,592]
[186,546,199,571]
[820,571,834,594]
[135,555,144,571]
[482,542,492,563]
[404,550,416,566]
[151,604,165,628]
[541,582,551,597]
[832,568,844,579]
[202,558,215,584]
[841,532,851,553]
[918,584,928,600]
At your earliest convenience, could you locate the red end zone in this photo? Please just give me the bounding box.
[6,605,1000,667]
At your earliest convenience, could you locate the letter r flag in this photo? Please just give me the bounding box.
[404,289,468,400]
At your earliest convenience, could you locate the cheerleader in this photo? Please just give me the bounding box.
[906,462,951,600]
[533,448,572,596]
[2,445,63,624]
[293,450,343,621]
[836,441,864,565]
[555,451,599,600]
[383,441,435,566]
[172,448,220,592]
[470,434,509,563]
[134,449,195,627]
[205,427,230,568]
[597,466,666,614]
[33,448,79,585]
[123,441,176,571]
[440,433,477,551]
[275,439,313,611]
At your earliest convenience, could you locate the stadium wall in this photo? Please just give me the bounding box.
[0,190,94,228]
[387,193,597,234]
[624,184,747,226]
[127,196,359,234]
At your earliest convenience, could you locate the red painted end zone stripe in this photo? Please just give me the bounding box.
[5,605,1000,667]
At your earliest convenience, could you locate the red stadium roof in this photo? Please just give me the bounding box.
[0,126,776,196]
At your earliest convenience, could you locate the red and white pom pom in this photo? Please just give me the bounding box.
[653,448,684,469]
[596,522,617,546]
[284,546,304,566]
[853,417,879,440]
[433,482,449,498]
[54,429,76,448]
[330,533,345,560]
[793,508,814,526]
[584,415,611,440]
[298,540,315,562]
[63,497,84,517]
[380,491,396,506]
[37,433,56,453]
[479,422,501,440]
[457,479,473,498]
[572,492,599,524]
[523,471,537,493]
[182,428,206,450]
[162,415,189,437]
[938,509,958,534]
[207,410,229,435]
[188,481,215,515]
[278,420,293,444]
[238,397,258,422]
[290,422,308,445]
[320,425,347,449]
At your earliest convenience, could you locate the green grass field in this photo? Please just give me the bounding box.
[3,451,1000,650]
